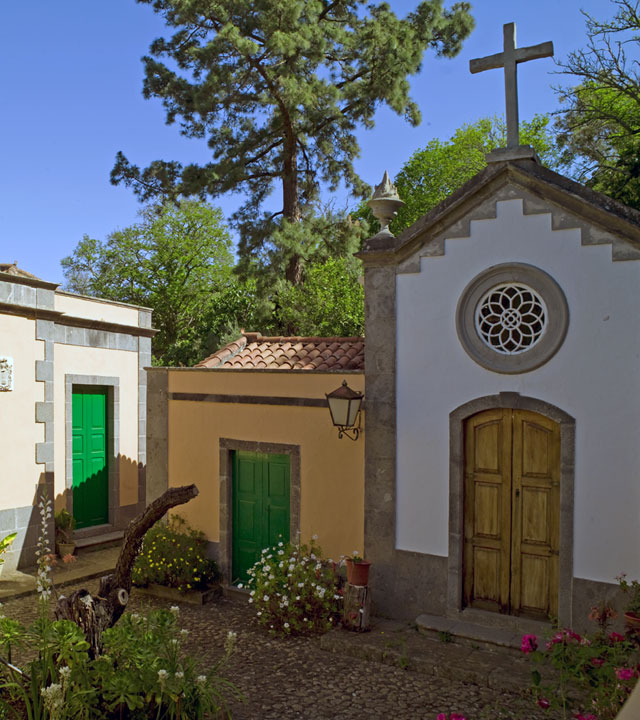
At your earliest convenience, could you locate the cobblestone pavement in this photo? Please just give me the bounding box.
[0,580,551,720]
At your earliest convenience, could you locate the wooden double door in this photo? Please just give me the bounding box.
[463,408,560,619]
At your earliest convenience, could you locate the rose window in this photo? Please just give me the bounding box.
[474,284,547,355]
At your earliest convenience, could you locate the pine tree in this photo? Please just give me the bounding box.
[112,0,474,280]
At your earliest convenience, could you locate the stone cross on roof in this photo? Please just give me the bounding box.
[470,22,553,149]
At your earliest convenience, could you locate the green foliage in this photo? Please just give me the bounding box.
[521,615,640,719]
[0,608,239,719]
[231,208,367,337]
[555,0,640,209]
[357,114,561,235]
[132,515,220,592]
[246,537,342,637]
[0,534,16,567]
[61,200,234,366]
[112,0,474,273]
[276,256,364,337]
[0,500,238,719]
[618,573,640,615]
[54,510,75,544]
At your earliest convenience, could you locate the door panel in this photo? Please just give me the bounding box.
[232,451,290,584]
[511,411,560,618]
[72,388,108,529]
[464,408,560,618]
[464,410,511,612]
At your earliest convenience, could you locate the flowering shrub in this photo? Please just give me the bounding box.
[132,514,220,592]
[522,610,640,719]
[0,500,239,719]
[246,537,342,636]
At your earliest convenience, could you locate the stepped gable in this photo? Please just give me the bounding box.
[195,332,365,371]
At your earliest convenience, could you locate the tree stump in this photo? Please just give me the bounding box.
[55,484,198,657]
[342,582,371,632]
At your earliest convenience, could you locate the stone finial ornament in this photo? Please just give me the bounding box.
[367,171,404,236]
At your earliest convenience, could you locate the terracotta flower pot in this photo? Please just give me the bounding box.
[57,542,76,558]
[345,558,371,586]
[624,611,640,633]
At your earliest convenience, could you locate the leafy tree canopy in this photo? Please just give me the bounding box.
[358,114,560,234]
[111,0,474,280]
[555,0,640,208]
[275,255,364,337]
[61,201,234,366]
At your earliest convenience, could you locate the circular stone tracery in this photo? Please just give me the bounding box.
[475,283,547,354]
[455,263,569,374]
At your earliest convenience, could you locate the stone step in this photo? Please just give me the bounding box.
[74,529,124,553]
[416,611,550,655]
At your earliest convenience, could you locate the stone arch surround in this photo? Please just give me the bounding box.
[448,392,576,627]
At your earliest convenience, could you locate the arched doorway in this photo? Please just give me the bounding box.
[463,408,559,619]
[448,392,575,627]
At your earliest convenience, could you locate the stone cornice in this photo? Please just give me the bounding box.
[0,271,59,291]
[0,301,157,337]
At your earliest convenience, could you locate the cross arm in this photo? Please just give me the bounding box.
[469,52,504,74]
[514,41,554,64]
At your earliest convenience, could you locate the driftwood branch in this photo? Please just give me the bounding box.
[56,484,198,657]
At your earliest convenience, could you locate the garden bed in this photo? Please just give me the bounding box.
[133,582,222,605]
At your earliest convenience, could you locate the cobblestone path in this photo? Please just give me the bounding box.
[0,581,550,720]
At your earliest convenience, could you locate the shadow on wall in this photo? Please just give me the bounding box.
[0,455,146,572]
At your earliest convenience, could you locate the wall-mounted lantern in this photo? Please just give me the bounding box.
[326,380,363,441]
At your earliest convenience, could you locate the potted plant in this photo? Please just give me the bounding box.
[54,509,76,558]
[344,551,371,586]
[0,532,17,577]
[617,573,640,632]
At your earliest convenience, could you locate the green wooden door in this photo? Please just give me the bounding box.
[72,388,109,528]
[232,451,290,584]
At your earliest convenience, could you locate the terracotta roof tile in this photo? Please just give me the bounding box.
[195,332,365,371]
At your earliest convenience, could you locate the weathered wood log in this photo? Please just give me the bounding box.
[342,582,371,632]
[55,484,198,657]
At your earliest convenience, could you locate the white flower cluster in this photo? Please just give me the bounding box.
[35,495,53,601]
[245,536,342,635]
[41,683,64,717]
[224,629,237,654]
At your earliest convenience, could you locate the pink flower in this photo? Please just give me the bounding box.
[591,657,605,667]
[609,631,625,643]
[437,715,447,720]
[574,715,598,720]
[537,698,550,709]
[521,633,538,654]
[615,667,638,680]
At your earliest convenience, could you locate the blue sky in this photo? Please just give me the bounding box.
[0,0,609,284]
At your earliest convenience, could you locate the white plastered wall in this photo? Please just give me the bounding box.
[395,198,640,583]
[0,314,43,509]
[53,345,140,507]
[55,293,140,326]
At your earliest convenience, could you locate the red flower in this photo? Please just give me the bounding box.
[537,698,550,709]
[520,633,538,654]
